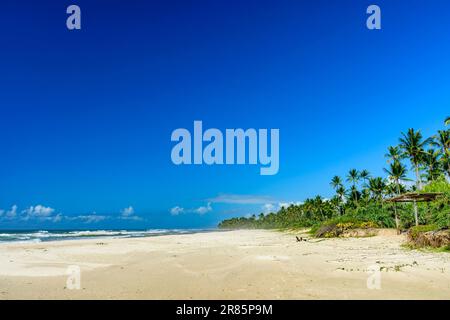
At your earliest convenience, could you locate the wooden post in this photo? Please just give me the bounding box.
[413,200,419,226]
[394,203,400,234]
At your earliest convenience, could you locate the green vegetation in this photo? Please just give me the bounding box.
[218,117,450,242]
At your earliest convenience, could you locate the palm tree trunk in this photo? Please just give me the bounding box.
[414,165,422,190]
[394,204,400,234]
[395,180,402,233]
[413,200,419,226]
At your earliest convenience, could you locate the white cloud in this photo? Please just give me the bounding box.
[119,206,143,221]
[0,204,64,222]
[207,194,275,205]
[194,202,212,215]
[262,203,276,213]
[52,213,63,223]
[170,206,184,216]
[6,205,18,219]
[278,201,303,209]
[72,214,107,224]
[121,206,134,217]
[22,205,55,218]
[170,202,213,216]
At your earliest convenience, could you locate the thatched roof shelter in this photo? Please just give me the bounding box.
[386,192,443,203]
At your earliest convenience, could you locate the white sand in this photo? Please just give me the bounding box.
[0,229,449,299]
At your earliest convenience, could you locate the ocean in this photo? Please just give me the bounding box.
[0,229,213,243]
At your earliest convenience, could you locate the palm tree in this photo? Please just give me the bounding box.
[421,149,442,182]
[384,161,410,195]
[399,128,431,190]
[433,130,450,178]
[330,176,345,215]
[348,185,360,206]
[433,130,450,153]
[367,177,386,201]
[346,169,360,187]
[441,151,450,179]
[360,169,371,184]
[346,169,360,206]
[330,176,343,190]
[385,146,403,163]
[360,188,371,204]
[445,116,450,126]
[336,186,346,201]
[330,196,341,216]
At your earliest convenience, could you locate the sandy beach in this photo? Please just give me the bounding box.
[0,229,449,299]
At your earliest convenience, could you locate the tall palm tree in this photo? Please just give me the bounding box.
[360,188,371,204]
[367,177,386,201]
[433,130,450,178]
[385,146,403,163]
[383,161,410,195]
[441,151,450,179]
[346,169,360,206]
[330,176,343,190]
[348,185,361,206]
[445,116,450,126]
[360,169,371,184]
[330,176,344,215]
[433,130,450,154]
[346,169,360,187]
[336,186,346,201]
[421,149,442,182]
[399,128,432,190]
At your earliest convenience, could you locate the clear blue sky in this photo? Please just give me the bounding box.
[0,0,449,229]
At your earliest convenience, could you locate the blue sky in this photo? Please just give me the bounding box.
[0,0,449,229]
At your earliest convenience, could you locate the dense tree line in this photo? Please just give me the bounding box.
[219,117,450,231]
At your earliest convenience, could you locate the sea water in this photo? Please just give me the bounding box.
[0,229,213,243]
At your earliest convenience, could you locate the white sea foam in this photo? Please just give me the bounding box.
[0,229,210,243]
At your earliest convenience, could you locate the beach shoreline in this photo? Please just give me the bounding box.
[0,229,449,299]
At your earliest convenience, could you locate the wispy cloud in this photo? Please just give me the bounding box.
[70,214,108,224]
[262,203,276,213]
[207,194,276,205]
[8,205,18,218]
[194,202,212,215]
[0,204,143,224]
[22,205,55,219]
[170,202,213,216]
[119,206,143,221]
[121,206,134,217]
[170,206,184,216]
[278,201,303,208]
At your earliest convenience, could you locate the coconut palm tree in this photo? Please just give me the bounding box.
[360,188,371,204]
[367,177,386,201]
[360,169,371,184]
[348,185,360,206]
[421,149,442,182]
[445,116,450,126]
[346,169,360,187]
[330,196,341,216]
[330,176,345,215]
[336,185,346,200]
[385,146,403,163]
[433,130,450,178]
[330,176,343,190]
[383,161,410,195]
[399,128,432,190]
[441,151,450,179]
[346,169,360,206]
[433,130,450,154]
